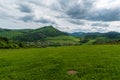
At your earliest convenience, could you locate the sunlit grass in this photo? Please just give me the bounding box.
[0,45,120,80]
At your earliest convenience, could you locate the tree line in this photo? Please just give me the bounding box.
[0,37,26,49]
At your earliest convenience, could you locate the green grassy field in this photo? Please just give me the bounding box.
[46,36,80,44]
[0,45,120,80]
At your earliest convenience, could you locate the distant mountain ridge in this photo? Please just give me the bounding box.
[70,31,120,45]
[70,31,120,38]
[1,26,120,45]
[0,26,120,39]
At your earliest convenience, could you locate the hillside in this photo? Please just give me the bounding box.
[1,26,120,45]
[0,26,80,47]
[0,26,67,40]
[13,26,68,42]
[71,32,120,45]
[32,26,66,37]
[45,35,80,46]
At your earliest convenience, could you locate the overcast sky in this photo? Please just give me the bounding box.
[0,0,120,32]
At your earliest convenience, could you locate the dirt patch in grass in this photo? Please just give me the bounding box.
[67,70,78,75]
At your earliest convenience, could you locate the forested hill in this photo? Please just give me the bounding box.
[1,26,120,47]
[70,32,120,45]
[0,26,80,48]
[0,26,67,41]
[13,26,67,42]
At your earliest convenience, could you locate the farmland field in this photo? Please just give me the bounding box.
[0,45,120,80]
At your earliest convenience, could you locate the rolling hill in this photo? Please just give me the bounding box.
[1,26,120,45]
[13,26,68,42]
[0,26,67,40]
[71,32,120,45]
[0,26,80,47]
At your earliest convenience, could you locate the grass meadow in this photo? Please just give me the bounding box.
[0,45,120,80]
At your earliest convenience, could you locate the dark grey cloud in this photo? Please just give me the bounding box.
[59,0,94,19]
[20,15,56,25]
[91,27,107,32]
[89,9,120,21]
[57,0,120,21]
[1,0,120,32]
[68,7,120,21]
[66,5,87,19]
[91,23,109,27]
[20,15,34,22]
[67,19,85,25]
[18,4,32,13]
[35,18,56,24]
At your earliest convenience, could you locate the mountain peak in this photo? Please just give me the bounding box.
[40,26,55,30]
[34,26,66,37]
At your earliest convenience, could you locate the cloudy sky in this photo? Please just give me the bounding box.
[0,0,120,32]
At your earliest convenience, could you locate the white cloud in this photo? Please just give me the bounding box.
[94,0,120,9]
[0,0,120,32]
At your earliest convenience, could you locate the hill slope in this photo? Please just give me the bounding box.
[0,28,32,39]
[13,26,68,42]
[32,26,66,37]
[0,26,80,47]
[71,32,120,45]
